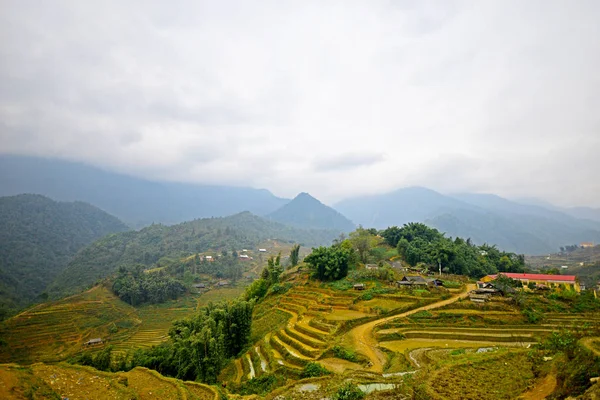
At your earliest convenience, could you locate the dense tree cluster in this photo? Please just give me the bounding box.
[304,245,353,281]
[112,265,186,305]
[381,223,525,278]
[130,299,253,383]
[72,299,254,384]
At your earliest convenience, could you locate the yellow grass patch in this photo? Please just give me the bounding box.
[380,339,532,354]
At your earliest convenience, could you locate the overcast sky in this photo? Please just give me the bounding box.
[1,1,599,207]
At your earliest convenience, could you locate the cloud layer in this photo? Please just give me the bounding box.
[1,1,599,206]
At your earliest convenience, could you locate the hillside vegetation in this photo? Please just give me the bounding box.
[48,212,338,299]
[0,194,128,314]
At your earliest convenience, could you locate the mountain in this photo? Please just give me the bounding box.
[0,194,129,312]
[266,192,355,232]
[334,187,472,228]
[563,207,600,223]
[335,187,600,255]
[48,211,339,298]
[0,155,289,228]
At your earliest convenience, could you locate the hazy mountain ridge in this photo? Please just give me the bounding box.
[48,211,340,298]
[0,194,129,312]
[266,192,355,232]
[336,187,600,255]
[0,155,289,228]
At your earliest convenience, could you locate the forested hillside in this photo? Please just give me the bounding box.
[0,194,129,314]
[267,192,355,232]
[0,155,289,228]
[49,211,339,298]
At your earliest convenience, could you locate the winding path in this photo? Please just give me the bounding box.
[347,284,475,373]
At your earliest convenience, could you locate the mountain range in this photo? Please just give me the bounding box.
[0,155,289,228]
[2,155,600,256]
[0,194,129,312]
[335,187,600,255]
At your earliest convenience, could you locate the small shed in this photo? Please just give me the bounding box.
[353,283,366,290]
[193,283,206,289]
[85,338,103,346]
[427,279,444,287]
[216,280,230,287]
[365,264,379,270]
[258,248,267,252]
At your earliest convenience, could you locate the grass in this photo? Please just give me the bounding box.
[380,339,529,354]
[0,363,219,400]
[426,350,534,399]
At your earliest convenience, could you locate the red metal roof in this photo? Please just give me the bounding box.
[486,273,576,282]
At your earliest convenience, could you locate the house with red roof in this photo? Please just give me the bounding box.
[481,272,580,292]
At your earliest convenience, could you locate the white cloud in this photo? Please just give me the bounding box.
[0,0,599,206]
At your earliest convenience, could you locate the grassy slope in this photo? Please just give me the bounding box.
[0,363,218,400]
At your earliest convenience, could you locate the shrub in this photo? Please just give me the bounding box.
[333,382,365,400]
[450,349,466,356]
[238,374,285,395]
[522,307,542,324]
[302,362,331,378]
[332,345,358,362]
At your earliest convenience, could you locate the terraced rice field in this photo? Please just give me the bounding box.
[0,286,138,363]
[0,363,218,400]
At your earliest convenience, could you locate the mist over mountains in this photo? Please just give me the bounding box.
[1,155,599,255]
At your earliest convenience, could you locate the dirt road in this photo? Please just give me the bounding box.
[347,284,475,373]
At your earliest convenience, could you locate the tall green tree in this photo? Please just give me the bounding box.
[290,244,300,267]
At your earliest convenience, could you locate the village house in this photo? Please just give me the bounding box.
[365,264,379,270]
[353,283,366,290]
[481,273,580,292]
[580,242,595,248]
[238,254,251,260]
[396,275,428,287]
[84,338,103,346]
[216,280,230,287]
[193,283,206,289]
[258,248,267,253]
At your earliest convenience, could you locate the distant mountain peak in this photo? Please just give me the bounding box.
[267,193,355,232]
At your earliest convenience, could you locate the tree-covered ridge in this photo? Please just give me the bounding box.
[382,222,525,277]
[0,194,129,314]
[49,211,339,298]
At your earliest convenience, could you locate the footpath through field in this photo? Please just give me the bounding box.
[348,283,476,373]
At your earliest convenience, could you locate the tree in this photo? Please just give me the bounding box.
[290,244,300,267]
[380,226,402,247]
[304,245,352,281]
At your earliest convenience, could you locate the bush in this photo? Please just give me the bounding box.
[237,374,285,395]
[522,307,543,324]
[333,382,365,400]
[302,362,331,378]
[332,345,358,362]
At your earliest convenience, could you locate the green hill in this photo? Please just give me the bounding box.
[0,194,129,314]
[49,211,339,298]
[267,192,355,232]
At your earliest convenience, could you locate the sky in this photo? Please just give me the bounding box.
[1,1,599,207]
